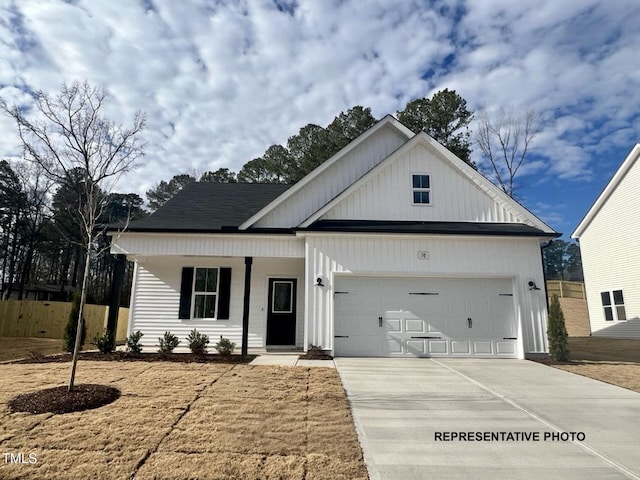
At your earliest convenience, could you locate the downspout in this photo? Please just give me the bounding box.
[540,240,554,312]
[241,256,253,358]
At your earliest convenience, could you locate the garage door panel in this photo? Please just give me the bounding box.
[334,277,518,358]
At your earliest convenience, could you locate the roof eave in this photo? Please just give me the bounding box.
[572,143,640,239]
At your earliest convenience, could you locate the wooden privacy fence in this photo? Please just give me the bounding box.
[0,300,129,342]
[546,281,586,299]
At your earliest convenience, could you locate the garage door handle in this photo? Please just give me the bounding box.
[334,335,349,338]
[503,337,517,340]
[378,316,383,327]
[411,336,442,339]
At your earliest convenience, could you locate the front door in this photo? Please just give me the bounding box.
[266,278,297,345]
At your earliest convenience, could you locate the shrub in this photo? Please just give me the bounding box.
[92,330,115,354]
[214,336,236,355]
[187,329,209,355]
[547,295,570,362]
[158,331,180,354]
[62,290,86,353]
[126,330,144,354]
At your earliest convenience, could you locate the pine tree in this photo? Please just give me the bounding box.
[547,295,569,361]
[63,290,86,352]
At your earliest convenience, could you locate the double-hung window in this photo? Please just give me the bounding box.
[193,268,219,319]
[601,290,626,321]
[412,174,431,205]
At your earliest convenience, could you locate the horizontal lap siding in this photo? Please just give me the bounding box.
[129,256,306,351]
[129,257,260,351]
[580,157,640,337]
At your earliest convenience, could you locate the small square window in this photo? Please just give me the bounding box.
[601,290,626,321]
[412,174,431,205]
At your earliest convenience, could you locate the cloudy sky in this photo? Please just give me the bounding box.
[1,0,639,238]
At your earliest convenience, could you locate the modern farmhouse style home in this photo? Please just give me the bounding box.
[572,144,640,338]
[109,115,559,358]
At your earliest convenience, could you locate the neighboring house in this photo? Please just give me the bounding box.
[572,144,640,338]
[109,115,559,358]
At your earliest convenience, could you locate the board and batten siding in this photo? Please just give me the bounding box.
[324,142,525,224]
[112,233,304,258]
[254,124,408,228]
[303,234,548,359]
[128,256,305,350]
[579,154,640,338]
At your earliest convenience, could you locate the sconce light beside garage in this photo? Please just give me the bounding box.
[528,280,541,291]
[315,276,325,287]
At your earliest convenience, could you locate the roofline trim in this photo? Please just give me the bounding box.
[238,115,414,230]
[572,143,640,238]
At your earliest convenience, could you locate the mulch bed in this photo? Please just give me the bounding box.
[12,351,256,364]
[298,347,334,360]
[8,384,121,414]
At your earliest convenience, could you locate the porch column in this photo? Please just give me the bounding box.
[106,254,127,350]
[241,256,253,358]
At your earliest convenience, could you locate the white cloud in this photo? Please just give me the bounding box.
[0,0,637,213]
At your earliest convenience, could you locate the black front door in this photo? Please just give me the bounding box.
[266,278,297,345]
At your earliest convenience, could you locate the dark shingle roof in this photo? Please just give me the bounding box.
[119,183,291,233]
[301,220,561,237]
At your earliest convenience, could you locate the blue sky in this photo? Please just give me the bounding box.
[0,0,639,239]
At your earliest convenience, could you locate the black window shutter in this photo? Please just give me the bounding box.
[217,267,232,320]
[178,267,194,319]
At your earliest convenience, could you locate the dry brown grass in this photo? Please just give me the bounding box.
[0,361,367,480]
[0,337,64,362]
[548,337,640,394]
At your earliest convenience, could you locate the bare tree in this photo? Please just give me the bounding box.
[475,108,538,198]
[1,81,145,390]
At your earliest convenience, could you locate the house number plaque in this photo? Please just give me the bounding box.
[417,251,430,260]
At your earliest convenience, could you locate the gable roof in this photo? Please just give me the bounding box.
[117,183,291,233]
[572,144,640,238]
[238,114,414,229]
[299,131,557,234]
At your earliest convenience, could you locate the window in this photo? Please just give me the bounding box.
[412,174,431,204]
[601,290,626,321]
[193,268,218,318]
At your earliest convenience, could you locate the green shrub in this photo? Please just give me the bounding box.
[214,336,236,355]
[187,329,209,355]
[126,330,144,354]
[158,331,180,354]
[547,295,570,362]
[92,330,115,354]
[62,291,86,353]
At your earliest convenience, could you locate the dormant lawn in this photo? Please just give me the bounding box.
[0,360,368,480]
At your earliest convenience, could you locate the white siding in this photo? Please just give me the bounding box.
[579,156,640,338]
[112,233,304,258]
[304,234,548,359]
[128,256,304,351]
[324,142,524,224]
[255,124,407,228]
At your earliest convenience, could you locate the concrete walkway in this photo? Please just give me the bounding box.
[335,358,640,480]
[249,354,335,368]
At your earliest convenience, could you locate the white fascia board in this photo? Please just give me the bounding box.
[238,115,414,230]
[419,133,557,234]
[299,131,557,234]
[572,143,640,239]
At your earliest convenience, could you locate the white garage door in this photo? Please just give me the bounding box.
[333,277,518,357]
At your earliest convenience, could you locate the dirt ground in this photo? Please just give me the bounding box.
[0,337,64,362]
[0,361,368,480]
[549,336,640,394]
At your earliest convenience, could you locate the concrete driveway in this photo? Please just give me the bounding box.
[335,358,640,480]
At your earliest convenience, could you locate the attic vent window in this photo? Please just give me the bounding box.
[412,174,431,205]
